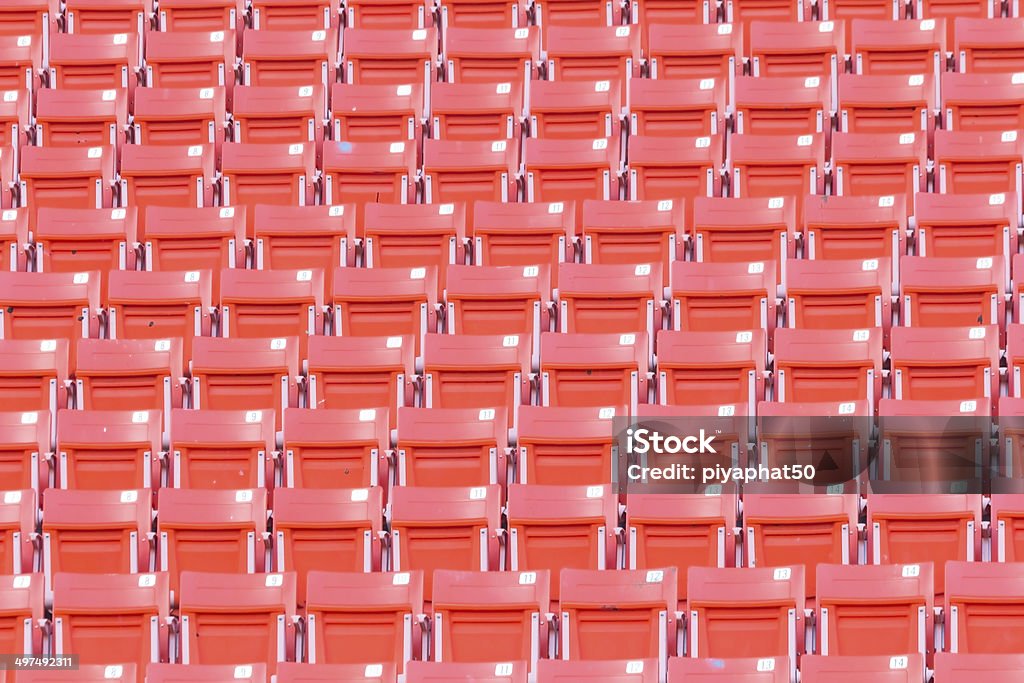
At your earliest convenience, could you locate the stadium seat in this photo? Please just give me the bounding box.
[891,325,1000,404]
[119,144,217,234]
[34,87,127,148]
[534,0,620,29]
[422,139,519,211]
[443,26,540,84]
[407,661,526,682]
[342,27,437,92]
[540,659,657,682]
[516,405,621,485]
[901,256,1004,329]
[422,333,531,424]
[56,409,161,490]
[773,327,883,411]
[785,259,891,334]
[669,260,778,334]
[819,0,901,34]
[363,203,466,290]
[0,208,27,272]
[506,484,619,598]
[0,271,100,366]
[851,18,946,76]
[389,485,502,599]
[107,270,213,361]
[141,206,244,298]
[0,86,26,151]
[524,138,620,214]
[169,408,276,490]
[997,398,1024,476]
[580,200,684,284]
[933,653,1024,683]
[935,130,1024,210]
[345,0,432,29]
[945,561,1024,653]
[332,82,423,143]
[395,406,508,487]
[20,146,115,219]
[14,665,138,682]
[253,205,356,292]
[470,200,576,279]
[158,488,267,594]
[273,487,383,605]
[63,0,148,35]
[743,494,859,596]
[0,33,39,95]
[837,73,935,135]
[439,0,527,28]
[633,0,716,43]
[954,17,1024,73]
[249,0,335,30]
[801,194,906,284]
[304,570,424,673]
[42,488,151,582]
[648,23,742,84]
[629,78,724,138]
[726,0,810,27]
[144,31,236,97]
[0,412,49,493]
[155,0,242,32]
[545,25,640,100]
[281,405,387,490]
[734,75,830,137]
[693,196,795,283]
[432,569,549,671]
[868,492,982,591]
[132,86,227,151]
[145,664,267,683]
[749,21,843,83]
[0,489,35,573]
[241,28,336,88]
[0,0,54,45]
[219,268,325,357]
[430,81,523,141]
[221,142,317,233]
[942,72,1024,132]
[728,134,825,221]
[33,207,137,300]
[557,263,662,348]
[306,335,414,428]
[917,0,994,43]
[540,332,649,412]
[832,131,926,214]
[52,572,169,674]
[529,79,620,140]
[686,565,804,677]
[47,32,138,94]
[992,487,1024,560]
[626,136,725,225]
[190,336,300,430]
[0,340,67,421]
[0,573,44,659]
[274,662,398,683]
[667,656,789,681]
[178,571,296,673]
[656,329,766,414]
[801,654,925,682]
[231,84,325,160]
[332,266,438,355]
[321,140,417,223]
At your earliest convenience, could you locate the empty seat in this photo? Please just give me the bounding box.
[443,26,540,84]
[0,33,40,94]
[851,18,945,76]
[470,200,576,278]
[51,572,169,674]
[656,329,766,413]
[901,256,1004,328]
[0,208,27,272]
[144,30,236,94]
[890,326,1000,403]
[430,81,522,141]
[991,488,1024,560]
[439,0,526,27]
[933,653,1024,683]
[506,484,618,598]
[389,485,502,599]
[56,409,161,490]
[726,0,810,28]
[669,261,777,333]
[132,85,228,156]
[0,271,100,366]
[253,205,356,292]
[801,194,906,278]
[273,487,383,605]
[306,335,414,429]
[997,398,1024,476]
[785,259,892,333]
[749,20,844,82]
[241,28,336,88]
[633,0,715,36]
[47,32,138,93]
[221,142,317,234]
[693,196,795,283]
[942,72,1024,132]
[837,73,935,135]
[832,131,927,213]
[20,146,115,218]
[545,26,640,99]
[42,488,151,581]
[648,23,742,83]
[423,333,530,424]
[540,332,648,412]
[868,492,982,590]
[0,340,67,419]
[34,87,127,148]
[534,0,619,29]
[120,144,217,233]
[557,263,662,346]
[946,561,1024,653]
[0,573,44,659]
[432,569,548,671]
[145,664,268,683]
[63,0,148,34]
[801,654,925,682]
[773,328,883,410]
[422,139,519,209]
[407,661,526,682]
[0,0,54,44]
[516,405,621,485]
[395,406,508,487]
[668,657,789,681]
[332,267,438,354]
[250,0,334,30]
[305,570,423,674]
[178,571,296,674]
[530,79,621,140]
[744,494,859,596]
[0,489,35,574]
[281,407,390,488]
[73,338,184,425]
[321,139,417,220]
[274,662,397,683]
[342,27,437,89]
[580,200,684,284]
[154,0,242,31]
[728,134,825,220]
[630,78,724,138]
[363,203,467,289]
[626,136,725,226]
[158,488,268,593]
[233,84,326,151]
[734,75,831,136]
[524,138,620,215]
[935,130,1024,210]
[190,336,300,430]
[916,194,1016,289]
[219,268,325,357]
[169,408,276,490]
[917,0,992,43]
[0,412,49,493]
[954,17,1024,73]
[345,0,432,28]
[141,206,244,297]
[107,269,213,361]
[331,82,423,143]
[444,264,551,354]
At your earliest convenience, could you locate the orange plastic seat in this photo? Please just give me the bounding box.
[954,17,1024,73]
[274,662,397,683]
[540,659,657,682]
[756,399,871,483]
[545,25,641,99]
[820,0,900,38]
[431,81,522,141]
[168,408,276,490]
[580,200,685,284]
[801,194,906,282]
[34,87,127,148]
[946,561,1024,653]
[444,264,551,354]
[241,27,336,88]
[837,73,935,135]
[0,340,68,418]
[120,144,217,234]
[143,32,236,105]
[0,208,28,272]
[73,338,184,425]
[557,263,663,343]
[0,271,100,367]
[0,489,35,574]
[221,142,317,234]
[916,193,1016,289]
[630,78,724,138]
[253,205,356,292]
[933,653,1024,683]
[232,84,326,152]
[627,136,725,226]
[851,18,946,76]
[282,408,389,488]
[439,0,527,28]
[997,398,1024,476]
[992,488,1024,560]
[0,412,50,493]
[648,23,742,83]
[422,138,519,209]
[395,406,508,487]
[728,134,825,221]
[634,0,717,43]
[656,329,766,413]
[900,256,1004,329]
[63,0,149,34]
[530,79,621,140]
[219,268,324,357]
[20,146,115,219]
[515,405,621,485]
[331,82,423,143]
[250,0,335,30]
[341,27,437,88]
[773,327,882,411]
[801,654,925,682]
[332,266,438,355]
[0,0,55,43]
[785,259,891,334]
[935,129,1024,210]
[363,203,467,290]
[141,206,244,298]
[56,409,161,491]
[470,200,576,279]
[345,0,433,28]
[669,260,777,334]
[734,75,831,137]
[443,26,540,84]
[534,0,619,29]
[693,196,795,283]
[539,332,648,412]
[749,20,843,82]
[524,137,620,217]
[47,31,139,94]
[0,573,44,659]
[321,139,417,222]
[832,131,926,214]
[890,326,1000,403]
[0,33,40,94]
[155,0,242,32]
[726,0,811,27]
[668,657,789,681]
[133,85,226,151]
[942,71,1024,132]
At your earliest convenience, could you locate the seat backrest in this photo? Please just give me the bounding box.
[0,573,43,660]
[890,326,1000,404]
[656,329,766,412]
[692,196,795,283]
[282,407,390,488]
[406,661,527,683]
[444,26,539,84]
[773,328,883,408]
[946,561,1024,654]
[933,653,1024,683]
[801,654,924,682]
[667,656,789,682]
[0,412,49,493]
[784,259,892,332]
[56,409,161,490]
[539,331,648,412]
[516,405,621,485]
[169,408,276,489]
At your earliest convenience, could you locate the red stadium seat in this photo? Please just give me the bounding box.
[580,200,684,283]
[233,84,325,153]
[306,335,414,429]
[728,134,825,221]
[954,17,1024,73]
[443,26,540,84]
[407,661,526,682]
[506,484,618,598]
[0,0,55,44]
[439,0,527,28]
[422,139,518,210]
[141,206,244,297]
[0,340,67,421]
[900,256,1004,329]
[545,25,641,99]
[749,20,844,82]
[540,332,649,412]
[630,78,724,138]
[144,31,235,96]
[305,570,424,673]
[63,0,149,35]
[935,130,1024,210]
[250,0,335,30]
[557,263,662,346]
[516,405,621,485]
[832,131,926,214]
[322,140,417,223]
[648,23,742,83]
[534,0,618,29]
[423,333,530,424]
[670,261,777,334]
[838,73,935,135]
[634,0,716,40]
[942,72,1024,131]
[432,569,548,671]
[820,0,900,35]
[273,487,383,605]
[395,406,508,487]
[331,82,423,143]
[219,268,325,357]
[169,408,275,490]
[253,205,356,291]
[801,654,925,682]
[734,75,830,137]
[668,657,789,681]
[743,493,859,595]
[120,144,216,234]
[0,147,17,209]
[155,0,242,32]
[20,146,115,218]
[55,409,159,491]
[541,659,658,682]
[430,81,522,141]
[158,488,267,593]
[281,408,390,488]
[190,337,299,430]
[627,136,725,225]
[693,197,795,284]
[992,488,1024,560]
[221,142,317,233]
[687,565,804,677]
[470,200,576,279]
[0,271,100,362]
[34,207,137,300]
[851,18,946,76]
[998,398,1024,476]
[756,400,871,483]
[656,329,765,413]
[773,328,882,410]
[802,194,906,283]
[363,203,467,289]
[0,208,28,272]
[342,27,437,90]
[390,485,502,599]
[0,489,35,574]
[933,653,1024,683]
[916,0,994,43]
[345,0,432,28]
[890,326,999,402]
[530,79,620,140]
[946,561,1024,653]
[879,397,991,483]
[179,571,296,674]
[107,270,213,361]
[0,33,40,94]
[275,662,397,683]
[332,266,438,355]
[915,193,1016,288]
[868,492,982,590]
[0,412,49,493]
[34,87,127,148]
[444,264,551,354]
[524,137,620,215]
[47,32,138,93]
[42,488,151,581]
[241,28,336,88]
[785,259,891,333]
[0,573,44,659]
[145,664,267,683]
[726,0,810,26]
